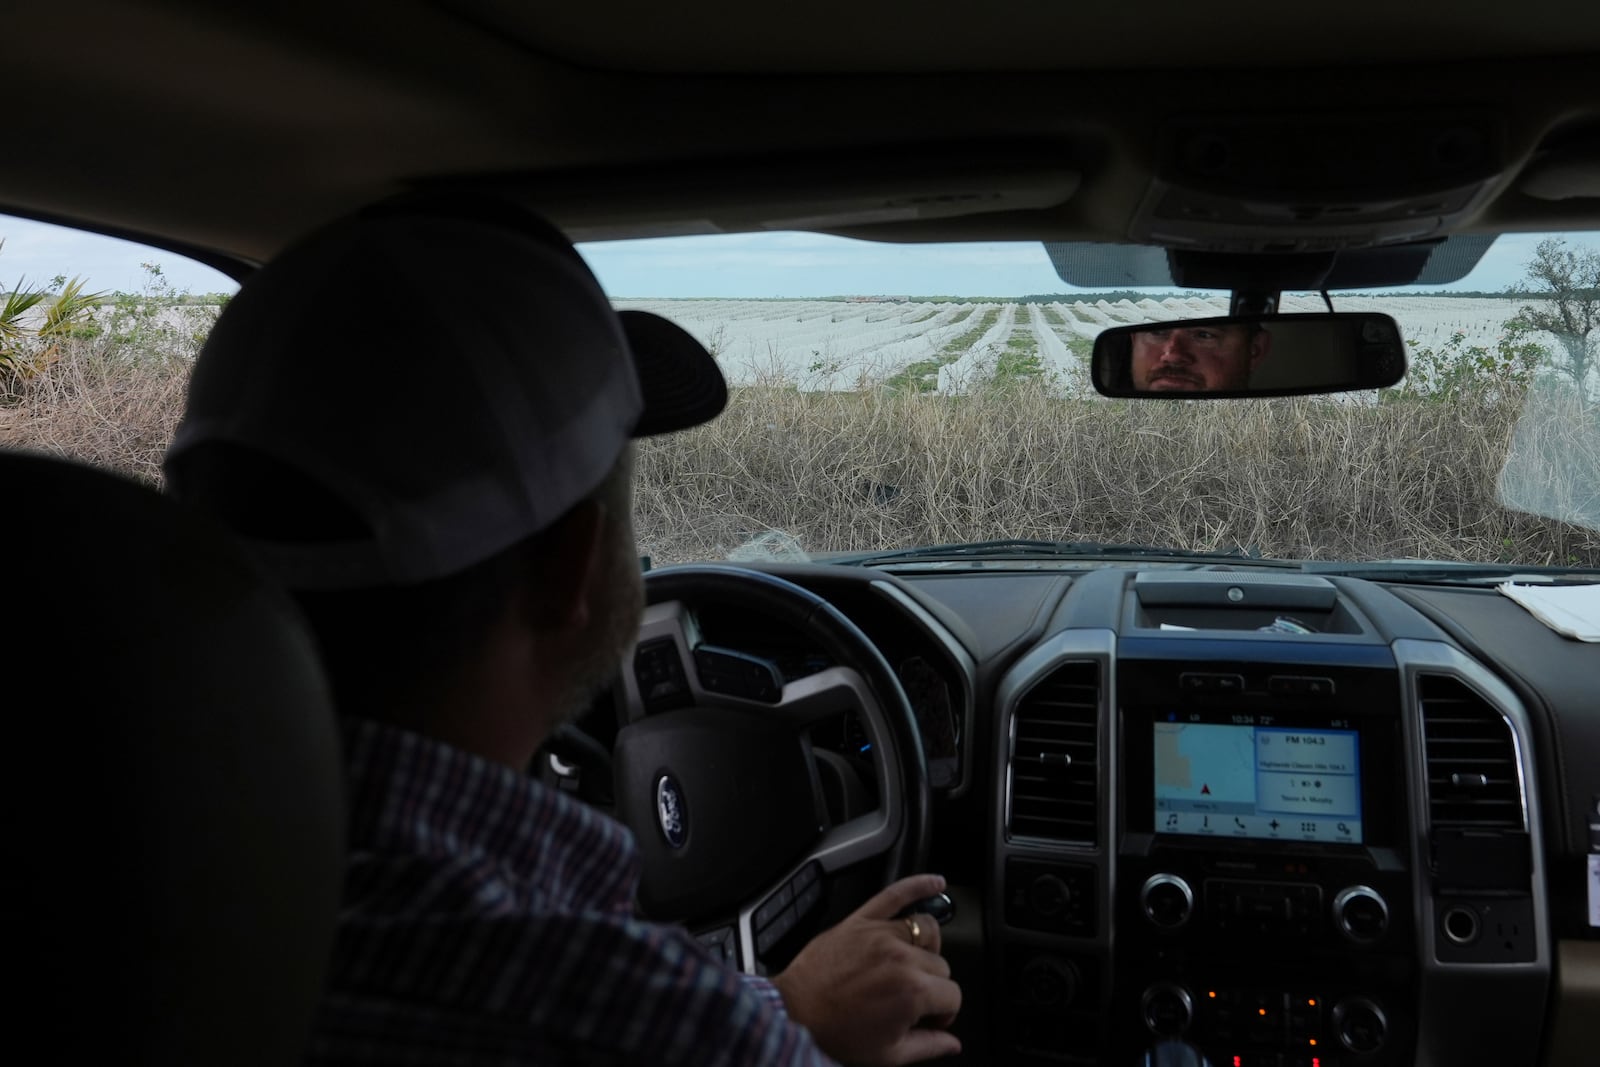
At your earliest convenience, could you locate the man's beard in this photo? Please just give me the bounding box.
[550,512,645,727]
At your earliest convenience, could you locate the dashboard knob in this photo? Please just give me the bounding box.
[1141,982,1194,1037]
[1027,874,1071,917]
[1332,885,1389,943]
[1333,996,1388,1055]
[1018,955,1080,1008]
[1140,873,1195,930]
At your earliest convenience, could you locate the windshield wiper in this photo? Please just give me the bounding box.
[830,539,1289,567]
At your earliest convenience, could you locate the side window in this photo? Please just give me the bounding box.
[0,215,238,485]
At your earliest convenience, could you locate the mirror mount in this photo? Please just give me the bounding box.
[1169,249,1338,290]
[1228,289,1280,316]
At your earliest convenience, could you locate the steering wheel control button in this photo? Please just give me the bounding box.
[754,907,795,956]
[753,862,827,959]
[1141,983,1195,1036]
[1006,860,1095,935]
[653,774,688,849]
[1333,997,1388,1055]
[753,882,794,930]
[695,926,736,965]
[633,638,690,713]
[1141,873,1195,930]
[1332,885,1389,943]
[693,646,784,703]
[792,863,824,921]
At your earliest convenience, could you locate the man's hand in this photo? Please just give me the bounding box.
[772,874,961,1066]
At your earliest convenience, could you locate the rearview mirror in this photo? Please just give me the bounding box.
[1090,312,1406,398]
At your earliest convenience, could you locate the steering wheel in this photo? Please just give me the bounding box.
[611,564,931,974]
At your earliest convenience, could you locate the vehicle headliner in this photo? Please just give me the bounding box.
[7,0,1600,273]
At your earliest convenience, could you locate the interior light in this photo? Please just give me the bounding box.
[1258,1008,1268,1016]
[1233,1057,1242,1067]
[1313,1059,1321,1067]
[1310,1038,1318,1046]
[1308,998,1317,1007]
[1208,991,1217,999]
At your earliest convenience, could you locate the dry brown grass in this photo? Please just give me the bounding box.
[6,341,1599,570]
[633,381,1600,567]
[0,338,191,486]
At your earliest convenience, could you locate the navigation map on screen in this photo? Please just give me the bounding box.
[1153,719,1363,843]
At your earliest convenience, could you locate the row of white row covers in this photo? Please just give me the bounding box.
[612,297,1546,391]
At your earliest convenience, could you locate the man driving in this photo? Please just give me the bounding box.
[163,200,961,1067]
[1130,322,1271,391]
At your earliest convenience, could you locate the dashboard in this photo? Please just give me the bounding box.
[610,560,1600,1066]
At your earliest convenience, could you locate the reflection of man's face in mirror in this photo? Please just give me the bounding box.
[1130,324,1271,392]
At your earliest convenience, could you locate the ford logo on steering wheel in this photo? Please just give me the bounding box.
[655,774,688,849]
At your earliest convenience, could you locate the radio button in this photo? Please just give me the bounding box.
[1140,874,1194,930]
[1333,885,1390,943]
[1179,672,1245,693]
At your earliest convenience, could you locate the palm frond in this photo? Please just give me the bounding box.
[40,276,104,338]
[0,279,48,346]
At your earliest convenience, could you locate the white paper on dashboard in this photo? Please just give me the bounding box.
[1497,583,1600,642]
[1589,855,1600,927]
[1159,623,1197,631]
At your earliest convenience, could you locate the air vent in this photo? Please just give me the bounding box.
[1419,675,1523,831]
[1007,661,1099,845]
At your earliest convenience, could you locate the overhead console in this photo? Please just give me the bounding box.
[1128,112,1506,257]
[988,568,1550,1067]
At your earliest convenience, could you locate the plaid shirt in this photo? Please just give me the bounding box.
[307,718,837,1067]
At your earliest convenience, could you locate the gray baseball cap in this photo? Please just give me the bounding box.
[165,200,725,589]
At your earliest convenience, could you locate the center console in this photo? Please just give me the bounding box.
[1114,652,1413,1067]
[988,569,1549,1067]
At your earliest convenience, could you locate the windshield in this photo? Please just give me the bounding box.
[577,232,1600,571]
[4,216,1597,575]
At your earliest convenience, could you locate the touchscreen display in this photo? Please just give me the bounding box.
[1153,716,1363,843]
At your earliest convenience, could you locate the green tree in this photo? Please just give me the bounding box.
[1508,237,1600,394]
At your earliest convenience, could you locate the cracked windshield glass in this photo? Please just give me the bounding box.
[3,218,1598,571]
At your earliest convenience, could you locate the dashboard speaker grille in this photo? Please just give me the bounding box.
[1419,674,1523,831]
[1007,660,1099,845]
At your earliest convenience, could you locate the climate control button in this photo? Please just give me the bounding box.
[1141,982,1194,1037]
[1140,873,1195,930]
[1334,996,1388,1055]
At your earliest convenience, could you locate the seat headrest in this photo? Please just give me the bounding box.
[0,451,344,1065]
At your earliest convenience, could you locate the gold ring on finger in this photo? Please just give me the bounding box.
[903,915,923,948]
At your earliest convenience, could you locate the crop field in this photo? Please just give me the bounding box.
[5,292,1596,570]
[614,296,1538,393]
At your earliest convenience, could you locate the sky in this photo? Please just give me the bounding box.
[0,212,1587,301]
